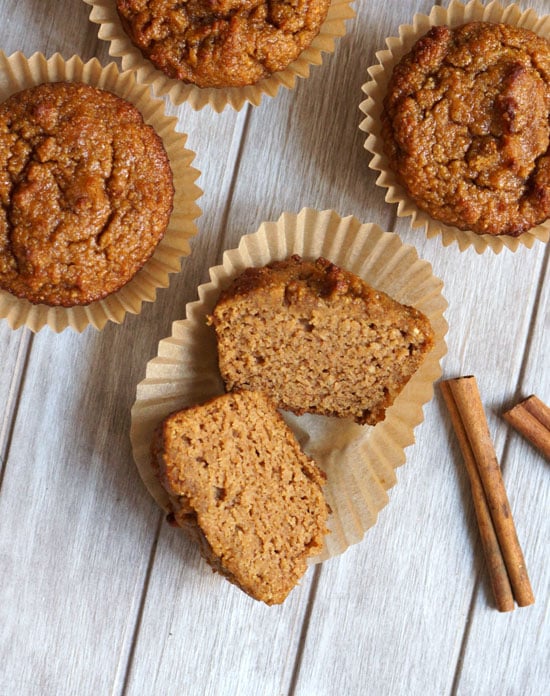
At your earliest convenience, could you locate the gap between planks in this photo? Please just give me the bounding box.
[210,104,254,267]
[0,328,33,493]
[115,510,165,696]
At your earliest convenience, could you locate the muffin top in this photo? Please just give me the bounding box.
[0,81,173,307]
[381,22,550,237]
[116,0,331,88]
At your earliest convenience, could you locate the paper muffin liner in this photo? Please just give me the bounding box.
[359,0,550,254]
[130,208,448,562]
[0,51,202,333]
[84,0,356,112]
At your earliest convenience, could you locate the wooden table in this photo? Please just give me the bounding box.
[1,1,548,694]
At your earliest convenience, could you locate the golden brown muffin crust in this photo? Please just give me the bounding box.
[0,81,174,306]
[381,22,550,236]
[209,256,434,425]
[116,0,331,88]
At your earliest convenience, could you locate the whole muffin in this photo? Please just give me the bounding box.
[0,81,174,307]
[116,0,331,89]
[381,22,550,237]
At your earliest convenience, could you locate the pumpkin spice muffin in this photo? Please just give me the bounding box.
[116,0,332,89]
[209,255,434,425]
[380,21,550,237]
[152,389,329,605]
[0,81,174,307]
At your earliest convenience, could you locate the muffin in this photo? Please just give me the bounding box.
[115,0,332,88]
[0,81,174,307]
[152,389,329,605]
[380,21,550,237]
[208,255,435,425]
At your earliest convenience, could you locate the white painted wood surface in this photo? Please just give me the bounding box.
[0,1,548,694]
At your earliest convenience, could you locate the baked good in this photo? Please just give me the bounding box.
[116,0,331,89]
[208,255,434,425]
[152,389,329,605]
[0,81,174,307]
[381,21,550,237]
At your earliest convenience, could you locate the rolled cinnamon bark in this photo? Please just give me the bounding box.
[441,376,534,609]
[503,395,550,461]
[441,381,514,612]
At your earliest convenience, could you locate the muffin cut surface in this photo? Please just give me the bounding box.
[209,255,435,425]
[152,390,329,605]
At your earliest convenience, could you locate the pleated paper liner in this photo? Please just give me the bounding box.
[84,0,356,112]
[0,51,202,333]
[130,208,448,562]
[359,0,550,254]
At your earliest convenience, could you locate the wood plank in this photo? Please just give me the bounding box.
[454,247,550,695]
[204,13,397,250]
[124,521,318,695]
[0,320,184,690]
[0,328,159,694]
[0,327,31,482]
[0,0,104,62]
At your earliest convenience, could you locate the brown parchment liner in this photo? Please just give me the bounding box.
[84,0,356,112]
[130,208,448,561]
[0,52,202,333]
[359,0,550,254]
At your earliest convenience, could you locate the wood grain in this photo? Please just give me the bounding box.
[0,0,548,694]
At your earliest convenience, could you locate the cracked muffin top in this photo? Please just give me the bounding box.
[116,0,331,88]
[0,81,173,307]
[381,22,550,237]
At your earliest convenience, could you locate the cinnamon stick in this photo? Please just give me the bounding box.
[441,376,534,609]
[440,381,514,612]
[503,395,550,461]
